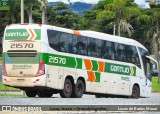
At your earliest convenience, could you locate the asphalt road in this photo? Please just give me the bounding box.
[0,92,160,105]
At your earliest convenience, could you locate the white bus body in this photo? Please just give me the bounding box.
[2,24,155,98]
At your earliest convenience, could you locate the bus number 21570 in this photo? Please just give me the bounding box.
[49,56,66,65]
[11,43,34,48]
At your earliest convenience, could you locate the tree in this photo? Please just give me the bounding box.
[24,0,38,23]
[47,2,81,29]
[103,0,139,37]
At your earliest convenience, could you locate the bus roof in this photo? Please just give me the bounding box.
[5,24,147,50]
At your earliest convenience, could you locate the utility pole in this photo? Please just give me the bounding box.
[21,0,24,24]
[41,0,46,24]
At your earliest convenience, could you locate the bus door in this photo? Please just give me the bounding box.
[143,57,152,97]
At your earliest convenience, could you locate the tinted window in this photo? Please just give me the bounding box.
[126,45,140,67]
[139,47,149,71]
[47,30,60,51]
[115,43,126,62]
[138,47,149,57]
[88,38,97,57]
[59,33,72,53]
[96,39,101,58]
[101,41,115,60]
[75,35,87,55]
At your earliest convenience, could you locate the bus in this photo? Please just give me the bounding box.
[2,24,157,98]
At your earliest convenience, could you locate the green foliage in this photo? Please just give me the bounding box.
[152,77,160,92]
[0,83,19,91]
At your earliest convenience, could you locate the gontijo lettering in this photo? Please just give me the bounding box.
[6,32,28,37]
[110,65,130,74]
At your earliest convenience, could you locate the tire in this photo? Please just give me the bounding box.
[72,80,85,98]
[60,79,72,98]
[95,95,102,98]
[25,90,37,97]
[131,85,140,99]
[37,91,53,97]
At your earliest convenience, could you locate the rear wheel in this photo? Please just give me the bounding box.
[25,90,37,97]
[37,91,53,97]
[95,95,102,98]
[60,79,72,98]
[72,80,85,98]
[131,85,140,99]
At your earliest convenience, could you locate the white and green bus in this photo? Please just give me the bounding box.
[2,24,157,98]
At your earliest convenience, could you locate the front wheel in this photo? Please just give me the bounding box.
[25,90,37,97]
[60,79,72,98]
[131,85,140,99]
[72,80,85,98]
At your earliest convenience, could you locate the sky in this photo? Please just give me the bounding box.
[47,0,149,6]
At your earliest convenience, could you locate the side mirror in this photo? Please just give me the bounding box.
[151,70,158,77]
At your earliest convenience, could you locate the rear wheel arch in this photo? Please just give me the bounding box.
[65,75,75,86]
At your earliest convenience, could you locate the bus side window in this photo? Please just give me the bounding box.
[126,45,141,67]
[132,46,140,67]
[126,45,134,63]
[96,39,101,58]
[88,38,97,57]
[47,30,60,51]
[115,43,127,62]
[101,40,106,59]
[59,32,72,53]
[101,41,115,60]
[72,35,77,54]
[76,36,87,55]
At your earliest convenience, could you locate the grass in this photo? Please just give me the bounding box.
[0,82,19,91]
[0,57,2,64]
[152,77,160,92]
[0,94,25,97]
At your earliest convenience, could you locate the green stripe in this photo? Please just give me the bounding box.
[76,58,82,69]
[95,72,101,82]
[41,53,48,64]
[47,53,76,68]
[91,60,98,71]
[133,67,136,76]
[3,52,136,77]
[34,29,41,40]
[104,62,136,76]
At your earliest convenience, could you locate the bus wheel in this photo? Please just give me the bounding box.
[60,79,72,98]
[95,95,102,98]
[131,85,140,99]
[25,90,37,97]
[72,80,85,98]
[38,91,53,97]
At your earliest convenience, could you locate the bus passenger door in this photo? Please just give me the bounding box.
[144,60,152,97]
